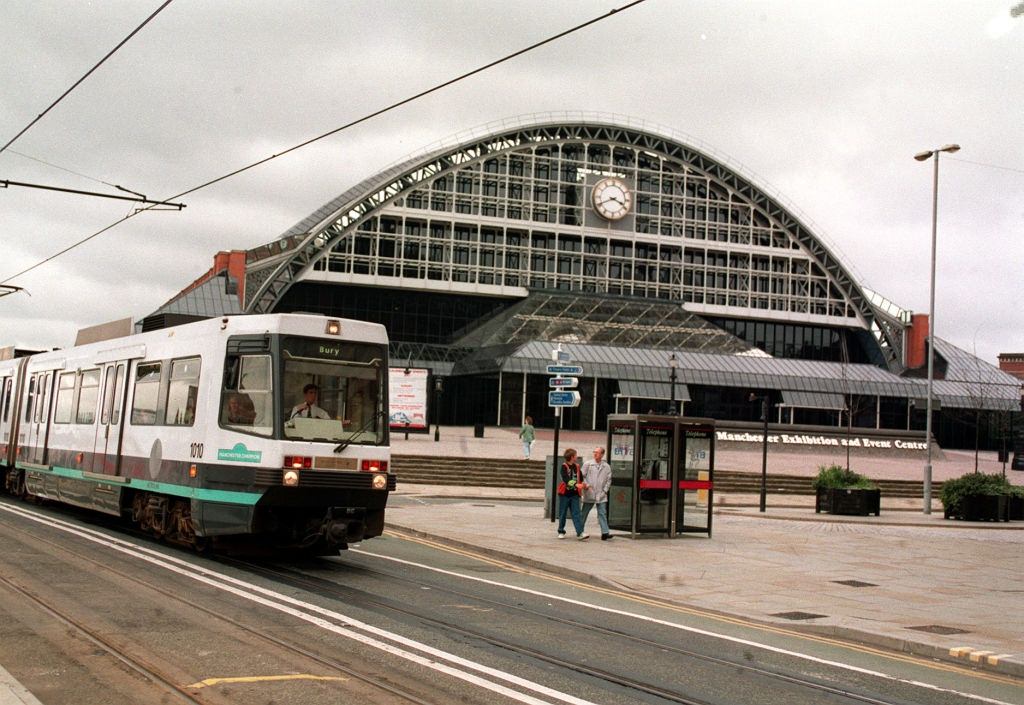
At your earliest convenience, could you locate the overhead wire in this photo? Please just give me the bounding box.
[1,0,648,286]
[946,156,1024,176]
[0,0,174,156]
[5,148,149,199]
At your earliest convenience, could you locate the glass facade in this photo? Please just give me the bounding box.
[309,141,857,323]
[706,317,872,364]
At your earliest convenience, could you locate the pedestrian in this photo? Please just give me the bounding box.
[518,415,535,459]
[557,448,589,540]
[581,446,613,540]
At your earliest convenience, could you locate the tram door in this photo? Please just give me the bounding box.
[0,374,12,460]
[25,372,53,464]
[92,362,127,475]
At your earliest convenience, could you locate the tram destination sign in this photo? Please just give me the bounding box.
[546,365,583,375]
[549,377,579,388]
[548,391,582,407]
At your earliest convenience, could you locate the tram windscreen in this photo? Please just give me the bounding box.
[280,338,386,445]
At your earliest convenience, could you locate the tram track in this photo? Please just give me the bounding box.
[0,506,439,705]
[225,556,908,705]
[0,571,209,705]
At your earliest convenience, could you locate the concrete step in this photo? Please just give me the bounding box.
[391,455,937,497]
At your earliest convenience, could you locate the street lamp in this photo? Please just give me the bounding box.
[914,143,960,515]
[668,352,679,416]
[749,392,770,513]
[433,377,443,442]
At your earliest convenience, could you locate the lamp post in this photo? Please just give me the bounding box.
[914,143,960,515]
[403,364,411,441]
[669,352,679,416]
[433,377,443,442]
[749,392,770,512]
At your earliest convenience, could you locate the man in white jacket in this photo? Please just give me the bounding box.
[581,446,613,540]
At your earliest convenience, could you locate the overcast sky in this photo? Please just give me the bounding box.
[1,0,1021,365]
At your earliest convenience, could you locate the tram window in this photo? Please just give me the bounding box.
[131,362,162,425]
[24,377,34,423]
[221,354,272,436]
[100,367,115,425]
[238,355,272,431]
[111,363,126,425]
[76,369,100,425]
[54,372,75,424]
[38,372,52,423]
[0,377,6,422]
[166,357,201,426]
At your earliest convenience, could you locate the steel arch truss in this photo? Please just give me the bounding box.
[243,121,904,370]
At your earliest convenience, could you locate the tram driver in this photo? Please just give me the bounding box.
[290,383,331,420]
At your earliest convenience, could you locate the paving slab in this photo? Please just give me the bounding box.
[0,664,43,705]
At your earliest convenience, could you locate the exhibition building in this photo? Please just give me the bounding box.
[143,116,1021,450]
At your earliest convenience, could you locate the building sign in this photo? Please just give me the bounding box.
[388,367,428,430]
[715,430,928,451]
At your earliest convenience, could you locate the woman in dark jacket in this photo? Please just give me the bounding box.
[557,448,589,540]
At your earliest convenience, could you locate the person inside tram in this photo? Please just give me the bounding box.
[342,381,374,429]
[224,393,256,425]
[290,383,331,420]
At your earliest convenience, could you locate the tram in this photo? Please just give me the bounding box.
[0,314,394,553]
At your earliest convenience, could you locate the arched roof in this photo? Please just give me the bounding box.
[242,116,904,369]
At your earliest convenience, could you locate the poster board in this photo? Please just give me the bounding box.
[388,367,429,431]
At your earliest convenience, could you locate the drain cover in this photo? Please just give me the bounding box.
[772,611,828,620]
[907,625,970,635]
[832,580,878,588]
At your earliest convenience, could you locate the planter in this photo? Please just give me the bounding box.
[815,487,881,516]
[944,494,1009,522]
[1008,495,1024,521]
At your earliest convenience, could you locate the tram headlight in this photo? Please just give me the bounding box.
[283,470,300,487]
[371,473,387,490]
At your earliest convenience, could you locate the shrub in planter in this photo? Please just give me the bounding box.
[940,472,1011,521]
[1008,486,1024,521]
[813,465,880,516]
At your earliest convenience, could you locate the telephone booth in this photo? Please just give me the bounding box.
[606,414,715,537]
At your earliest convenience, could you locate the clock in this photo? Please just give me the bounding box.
[591,177,633,221]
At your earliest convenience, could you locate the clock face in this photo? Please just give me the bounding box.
[592,177,632,221]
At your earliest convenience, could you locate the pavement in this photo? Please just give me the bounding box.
[385,425,1024,678]
[0,664,42,705]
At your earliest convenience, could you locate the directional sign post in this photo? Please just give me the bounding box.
[549,377,579,388]
[548,391,582,407]
[546,365,584,376]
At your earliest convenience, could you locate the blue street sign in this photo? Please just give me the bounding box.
[546,365,583,375]
[552,349,571,362]
[549,377,579,388]
[549,391,581,407]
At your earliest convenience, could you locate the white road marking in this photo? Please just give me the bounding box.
[0,503,598,705]
[352,548,1019,705]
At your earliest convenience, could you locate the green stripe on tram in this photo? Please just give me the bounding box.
[18,464,263,506]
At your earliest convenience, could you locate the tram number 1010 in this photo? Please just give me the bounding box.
[190,443,204,459]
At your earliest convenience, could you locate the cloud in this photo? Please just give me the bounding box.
[1,0,1022,363]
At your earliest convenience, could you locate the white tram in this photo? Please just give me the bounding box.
[0,314,393,553]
